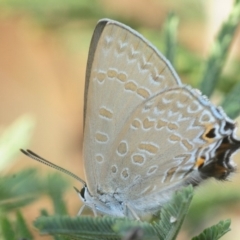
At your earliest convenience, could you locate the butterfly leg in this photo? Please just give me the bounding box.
[77,204,86,216]
[125,203,140,221]
[91,204,98,217]
[77,203,98,217]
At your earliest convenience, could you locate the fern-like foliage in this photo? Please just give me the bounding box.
[152,185,193,240]
[33,186,231,240]
[163,12,179,67]
[33,186,193,240]
[199,0,240,100]
[192,220,231,240]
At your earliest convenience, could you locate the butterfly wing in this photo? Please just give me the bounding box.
[83,19,182,195]
[83,19,239,214]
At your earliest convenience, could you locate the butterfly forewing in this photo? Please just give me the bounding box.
[83,19,183,195]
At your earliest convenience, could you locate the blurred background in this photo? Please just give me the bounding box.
[0,0,240,239]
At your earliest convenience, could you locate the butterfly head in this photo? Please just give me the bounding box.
[75,185,127,217]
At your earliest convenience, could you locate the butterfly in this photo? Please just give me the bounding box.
[21,18,240,220]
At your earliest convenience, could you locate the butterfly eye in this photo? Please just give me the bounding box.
[80,187,86,200]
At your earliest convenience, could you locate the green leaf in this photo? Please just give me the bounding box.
[192,219,231,240]
[163,12,179,67]
[0,168,70,214]
[33,186,194,240]
[199,0,240,97]
[221,81,240,118]
[113,219,158,240]
[44,173,70,215]
[34,215,125,240]
[0,195,38,212]
[0,169,41,211]
[15,210,33,240]
[34,215,160,240]
[0,216,15,240]
[153,185,194,240]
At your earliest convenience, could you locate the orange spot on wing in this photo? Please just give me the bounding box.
[202,124,215,143]
[195,157,205,168]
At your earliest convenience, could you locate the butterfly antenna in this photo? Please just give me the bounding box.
[20,149,86,186]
